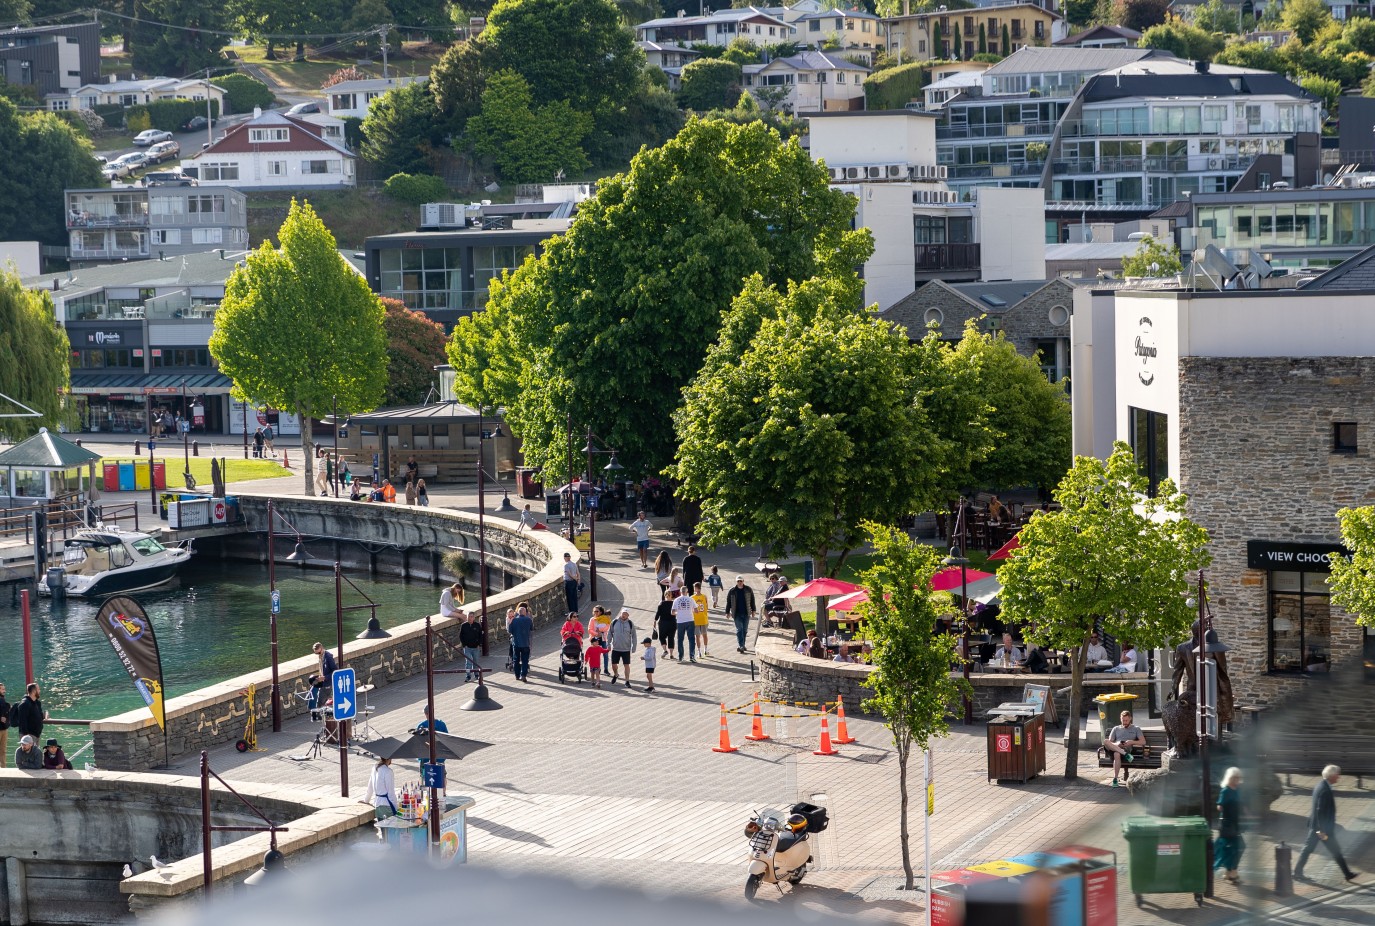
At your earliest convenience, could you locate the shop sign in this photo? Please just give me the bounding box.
[88,331,122,345]
[1133,316,1157,386]
[1246,539,1349,572]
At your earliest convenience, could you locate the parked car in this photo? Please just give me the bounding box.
[113,152,148,172]
[286,101,321,115]
[145,140,182,164]
[101,161,131,180]
[133,129,174,147]
[180,114,213,132]
[93,154,107,166]
[143,170,196,187]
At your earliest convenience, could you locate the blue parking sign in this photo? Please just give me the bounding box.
[331,668,357,721]
[421,761,445,789]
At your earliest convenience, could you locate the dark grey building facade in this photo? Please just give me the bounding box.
[0,21,100,100]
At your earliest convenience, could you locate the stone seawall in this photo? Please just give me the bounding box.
[90,496,577,771]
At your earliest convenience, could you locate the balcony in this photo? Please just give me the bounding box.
[947,161,1044,179]
[1052,155,1250,175]
[67,212,149,229]
[1060,119,1308,139]
[937,121,1056,140]
[915,243,980,272]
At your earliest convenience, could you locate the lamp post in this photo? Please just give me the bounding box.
[581,427,624,602]
[943,544,973,725]
[333,562,378,798]
[332,395,340,498]
[181,379,191,489]
[265,500,312,733]
[1189,570,1227,900]
[475,409,503,656]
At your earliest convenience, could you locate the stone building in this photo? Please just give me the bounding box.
[1071,253,1375,707]
[884,277,1075,384]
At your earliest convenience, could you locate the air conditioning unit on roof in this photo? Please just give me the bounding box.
[887,164,903,178]
[867,165,883,179]
[845,166,860,179]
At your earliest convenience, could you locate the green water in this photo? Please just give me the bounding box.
[0,558,440,724]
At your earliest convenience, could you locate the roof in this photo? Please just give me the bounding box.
[760,51,869,72]
[983,46,1161,77]
[808,108,938,119]
[1081,58,1314,103]
[946,279,1053,308]
[893,2,1059,20]
[882,279,1065,334]
[636,40,702,54]
[0,428,102,469]
[324,76,425,94]
[1045,241,1140,260]
[797,7,880,21]
[1298,244,1375,291]
[69,372,235,395]
[926,71,985,91]
[1055,24,1141,46]
[22,250,245,297]
[1150,199,1194,220]
[193,110,354,160]
[638,7,790,28]
[75,77,180,94]
[336,401,482,426]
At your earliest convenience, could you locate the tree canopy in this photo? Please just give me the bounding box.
[1122,234,1183,278]
[0,100,103,248]
[678,58,743,111]
[997,442,1211,777]
[209,200,388,493]
[1330,507,1375,628]
[466,70,592,182]
[1282,0,1333,45]
[131,0,228,76]
[362,80,452,178]
[447,117,864,479]
[381,298,448,406]
[1140,19,1224,61]
[0,270,73,440]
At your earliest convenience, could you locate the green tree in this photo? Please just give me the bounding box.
[210,74,274,114]
[1300,73,1342,114]
[382,172,449,205]
[932,21,943,56]
[0,271,73,440]
[1001,23,1011,54]
[131,0,228,75]
[1346,17,1375,56]
[1282,0,1333,45]
[362,80,450,178]
[678,58,743,110]
[1214,40,1281,71]
[978,22,988,54]
[381,298,448,406]
[1331,507,1375,628]
[1122,234,1183,277]
[430,38,490,125]
[859,522,971,892]
[450,118,864,480]
[720,37,764,65]
[953,24,962,58]
[0,0,31,21]
[1191,0,1239,33]
[1140,20,1224,60]
[0,100,103,248]
[997,442,1211,778]
[1114,0,1170,31]
[1065,0,1096,26]
[466,70,591,182]
[209,201,388,494]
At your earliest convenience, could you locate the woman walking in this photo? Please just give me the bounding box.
[654,551,673,591]
[1215,767,1244,883]
[655,589,677,660]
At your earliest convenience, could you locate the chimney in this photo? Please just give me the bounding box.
[252,106,262,118]
[903,0,910,13]
[52,278,59,291]
[108,74,116,84]
[1195,59,1210,74]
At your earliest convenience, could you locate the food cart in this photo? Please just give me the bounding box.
[931,844,1118,926]
[374,794,477,864]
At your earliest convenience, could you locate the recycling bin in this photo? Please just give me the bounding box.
[986,713,1044,783]
[135,462,151,490]
[152,460,166,490]
[102,462,119,491]
[1095,691,1138,741]
[117,462,136,491]
[1121,815,1209,907]
[159,492,180,520]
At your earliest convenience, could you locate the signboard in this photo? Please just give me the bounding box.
[270,589,281,614]
[94,596,167,730]
[421,760,445,789]
[1247,539,1348,572]
[228,399,302,436]
[996,733,1012,753]
[1133,315,1157,386]
[1084,866,1117,926]
[331,667,357,721]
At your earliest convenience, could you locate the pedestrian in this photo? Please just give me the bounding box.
[725,576,757,654]
[458,610,484,681]
[517,503,538,532]
[1215,767,1244,883]
[14,735,41,770]
[667,567,684,596]
[608,608,637,688]
[562,552,581,614]
[585,635,608,689]
[655,589,677,660]
[509,601,534,683]
[654,550,673,590]
[504,607,517,670]
[588,607,611,673]
[630,510,653,567]
[0,682,10,769]
[707,566,724,609]
[406,455,419,484]
[405,478,417,506]
[561,611,585,644]
[308,643,336,720]
[682,544,704,599]
[1294,764,1359,882]
[692,582,710,657]
[439,580,465,619]
[42,738,73,770]
[253,428,264,459]
[262,423,275,456]
[365,756,397,820]
[11,682,45,741]
[641,637,657,693]
[416,479,429,507]
[673,586,697,662]
[316,461,329,496]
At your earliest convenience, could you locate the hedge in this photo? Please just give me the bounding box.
[383,172,450,205]
[210,73,274,114]
[124,98,221,133]
[863,61,933,110]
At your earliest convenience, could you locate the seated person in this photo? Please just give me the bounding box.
[42,739,74,770]
[991,633,1023,666]
[368,485,385,502]
[1105,643,1138,674]
[350,481,363,501]
[808,635,826,660]
[988,495,1007,523]
[856,641,873,664]
[1102,710,1147,787]
[1084,632,1110,671]
[796,629,819,655]
[1022,643,1049,673]
[832,643,858,664]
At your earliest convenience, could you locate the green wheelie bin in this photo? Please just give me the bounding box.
[1121,815,1210,907]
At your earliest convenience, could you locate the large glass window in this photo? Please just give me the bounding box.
[1129,406,1168,496]
[1269,571,1331,673]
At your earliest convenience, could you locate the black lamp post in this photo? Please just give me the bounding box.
[943,545,972,725]
[1188,570,1228,900]
[332,395,340,498]
[581,427,624,602]
[181,379,192,489]
[475,409,503,656]
[265,500,312,733]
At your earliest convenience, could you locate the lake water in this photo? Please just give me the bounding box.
[0,557,440,725]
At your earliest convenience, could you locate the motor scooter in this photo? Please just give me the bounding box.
[742,802,829,900]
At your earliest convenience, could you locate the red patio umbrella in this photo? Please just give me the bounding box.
[826,589,870,612]
[774,577,863,600]
[987,533,1021,561]
[930,567,995,592]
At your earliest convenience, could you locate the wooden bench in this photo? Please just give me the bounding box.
[1264,734,1375,788]
[1097,728,1168,771]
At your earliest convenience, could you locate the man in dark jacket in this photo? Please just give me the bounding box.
[11,683,44,742]
[682,545,704,602]
[458,610,485,682]
[725,576,757,654]
[1294,764,1358,881]
[0,682,10,769]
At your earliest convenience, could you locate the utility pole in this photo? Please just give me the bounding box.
[380,25,391,79]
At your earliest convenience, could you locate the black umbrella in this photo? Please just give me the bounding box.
[365,731,493,762]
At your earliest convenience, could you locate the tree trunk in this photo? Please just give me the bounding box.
[1063,626,1093,779]
[898,741,914,890]
[297,402,315,496]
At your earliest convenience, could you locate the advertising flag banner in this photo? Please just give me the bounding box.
[95,596,167,730]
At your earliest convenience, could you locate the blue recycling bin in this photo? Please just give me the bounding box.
[117,462,136,491]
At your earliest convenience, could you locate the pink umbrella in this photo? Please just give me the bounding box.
[987,533,1021,561]
[827,589,870,612]
[774,577,863,600]
[931,567,995,592]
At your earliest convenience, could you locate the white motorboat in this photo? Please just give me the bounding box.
[41,527,193,598]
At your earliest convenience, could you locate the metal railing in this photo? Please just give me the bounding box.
[937,121,1056,140]
[915,243,980,271]
[67,213,150,229]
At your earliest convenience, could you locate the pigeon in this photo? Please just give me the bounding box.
[122,864,133,878]
[150,855,168,870]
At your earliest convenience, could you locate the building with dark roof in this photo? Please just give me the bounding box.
[1054,24,1140,48]
[0,21,99,100]
[187,109,355,190]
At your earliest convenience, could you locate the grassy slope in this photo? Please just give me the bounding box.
[247,190,421,249]
[233,41,448,96]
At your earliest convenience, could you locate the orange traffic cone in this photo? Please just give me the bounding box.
[833,695,856,745]
[712,703,738,753]
[745,699,770,741]
[813,712,840,756]
[282,450,291,469]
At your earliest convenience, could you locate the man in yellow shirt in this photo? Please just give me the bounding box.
[692,582,711,658]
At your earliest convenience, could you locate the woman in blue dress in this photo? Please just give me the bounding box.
[1215,767,1244,883]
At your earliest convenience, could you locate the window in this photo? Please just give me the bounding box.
[151,229,181,245]
[301,160,341,174]
[151,348,212,368]
[249,128,290,143]
[809,19,820,31]
[188,195,226,216]
[836,73,846,83]
[1034,20,1044,38]
[1129,407,1169,496]
[1333,422,1358,454]
[191,227,223,244]
[200,162,240,182]
[1269,571,1331,673]
[267,160,287,176]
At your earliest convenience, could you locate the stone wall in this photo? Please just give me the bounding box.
[1177,356,1375,708]
[91,496,577,771]
[884,278,1075,361]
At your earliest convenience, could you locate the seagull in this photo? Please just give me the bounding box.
[150,855,168,870]
[122,864,133,878]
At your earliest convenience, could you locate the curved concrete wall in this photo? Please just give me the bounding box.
[91,495,578,771]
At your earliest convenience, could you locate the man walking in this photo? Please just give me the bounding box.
[1294,764,1358,882]
[608,608,637,687]
[682,545,704,601]
[0,682,9,769]
[458,610,484,682]
[630,511,652,568]
[673,588,697,662]
[11,683,45,743]
[562,552,581,614]
[725,577,757,654]
[509,603,534,683]
[262,422,275,456]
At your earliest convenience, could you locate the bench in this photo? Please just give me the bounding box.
[1097,728,1168,771]
[1264,734,1375,788]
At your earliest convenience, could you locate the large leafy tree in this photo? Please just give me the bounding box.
[465,70,591,182]
[361,81,451,178]
[1282,0,1334,45]
[448,117,864,478]
[0,100,102,248]
[0,271,74,440]
[381,298,447,406]
[859,522,970,892]
[997,442,1211,778]
[1330,507,1375,627]
[678,58,743,111]
[131,0,228,75]
[209,201,387,494]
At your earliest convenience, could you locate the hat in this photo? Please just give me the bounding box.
[642,637,653,645]
[45,739,58,748]
[19,735,34,746]
[736,575,746,582]
[619,608,630,616]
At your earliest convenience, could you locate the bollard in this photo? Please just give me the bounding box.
[74,439,81,447]
[192,440,199,457]
[1275,842,1293,896]
[133,440,141,455]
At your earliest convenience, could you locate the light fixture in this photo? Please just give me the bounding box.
[942,546,969,567]
[495,489,516,513]
[243,848,285,886]
[356,616,392,640]
[603,453,625,472]
[1192,628,1230,654]
[284,541,312,563]
[460,677,503,712]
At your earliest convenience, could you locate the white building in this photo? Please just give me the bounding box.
[186,109,356,191]
[743,51,869,113]
[636,41,702,89]
[326,76,426,121]
[636,8,796,46]
[54,76,226,112]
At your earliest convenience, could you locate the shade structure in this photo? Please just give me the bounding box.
[931,567,995,592]
[959,574,1004,604]
[987,534,1021,561]
[365,731,494,762]
[774,577,863,600]
[827,590,870,612]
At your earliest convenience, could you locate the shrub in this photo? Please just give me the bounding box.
[126,110,152,134]
[323,66,367,89]
[125,98,221,133]
[864,61,929,109]
[383,172,451,204]
[210,73,274,114]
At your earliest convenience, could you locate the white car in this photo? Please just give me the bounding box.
[133,129,174,146]
[101,161,131,180]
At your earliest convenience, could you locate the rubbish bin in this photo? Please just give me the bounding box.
[117,462,136,491]
[158,492,180,520]
[1095,691,1138,742]
[516,467,543,500]
[985,713,1044,783]
[1121,815,1210,907]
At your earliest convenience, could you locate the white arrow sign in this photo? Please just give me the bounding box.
[335,696,352,715]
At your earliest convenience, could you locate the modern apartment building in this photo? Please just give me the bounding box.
[64,187,249,267]
[0,21,99,101]
[1184,183,1375,272]
[636,8,796,47]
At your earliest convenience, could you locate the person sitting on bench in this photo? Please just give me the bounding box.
[1103,710,1147,787]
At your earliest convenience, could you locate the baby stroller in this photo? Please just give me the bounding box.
[557,633,586,684]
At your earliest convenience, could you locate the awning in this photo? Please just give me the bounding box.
[69,372,234,396]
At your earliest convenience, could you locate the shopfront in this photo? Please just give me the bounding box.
[1247,540,1348,676]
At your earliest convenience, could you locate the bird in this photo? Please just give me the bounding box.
[150,855,168,870]
[122,864,133,878]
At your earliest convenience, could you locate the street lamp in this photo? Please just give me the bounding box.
[1188,570,1228,899]
[356,616,392,640]
[580,427,623,602]
[943,544,972,725]
[332,395,340,498]
[265,500,312,732]
[475,409,503,656]
[331,561,378,798]
[181,379,193,489]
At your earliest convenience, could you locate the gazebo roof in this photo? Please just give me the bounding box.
[331,401,483,427]
[0,428,103,469]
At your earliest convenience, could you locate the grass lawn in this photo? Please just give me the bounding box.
[233,41,445,95]
[248,189,421,249]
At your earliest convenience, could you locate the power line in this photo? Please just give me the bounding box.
[94,7,391,43]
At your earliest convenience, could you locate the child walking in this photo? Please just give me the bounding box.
[707,566,724,609]
[586,636,608,689]
[641,637,657,693]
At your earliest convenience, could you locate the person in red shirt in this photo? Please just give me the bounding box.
[585,636,608,689]
[560,612,585,644]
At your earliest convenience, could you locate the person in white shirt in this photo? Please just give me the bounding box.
[630,510,653,568]
[993,633,1023,666]
[1084,633,1110,672]
[562,552,581,615]
[672,589,697,661]
[364,756,397,820]
[439,580,464,619]
[1105,643,1138,673]
[517,503,539,532]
